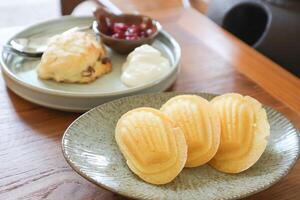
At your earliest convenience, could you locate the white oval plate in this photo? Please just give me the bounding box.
[62,92,299,200]
[0,16,180,112]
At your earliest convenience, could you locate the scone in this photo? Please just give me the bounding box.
[37,30,112,83]
[115,107,187,185]
[161,95,220,167]
[210,93,270,173]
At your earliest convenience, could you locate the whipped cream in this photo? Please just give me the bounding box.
[121,44,171,87]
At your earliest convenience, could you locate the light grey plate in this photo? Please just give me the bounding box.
[0,16,180,112]
[62,92,299,200]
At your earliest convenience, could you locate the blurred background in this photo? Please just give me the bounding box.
[0,0,210,27]
[0,0,59,28]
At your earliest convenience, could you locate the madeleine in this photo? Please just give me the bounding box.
[161,95,221,167]
[115,107,187,185]
[210,93,270,173]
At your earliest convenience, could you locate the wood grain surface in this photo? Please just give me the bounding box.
[0,1,299,200]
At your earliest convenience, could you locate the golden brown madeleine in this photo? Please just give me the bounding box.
[115,107,187,185]
[210,93,270,173]
[161,95,221,167]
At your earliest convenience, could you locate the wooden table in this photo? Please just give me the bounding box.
[1,1,299,200]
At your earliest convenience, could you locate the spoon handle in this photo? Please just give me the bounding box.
[68,25,92,32]
[3,25,93,58]
[2,44,43,58]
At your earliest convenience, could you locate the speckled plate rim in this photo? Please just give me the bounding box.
[61,92,300,200]
[0,16,181,98]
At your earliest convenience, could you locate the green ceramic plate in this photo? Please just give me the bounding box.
[62,92,299,200]
[0,16,180,111]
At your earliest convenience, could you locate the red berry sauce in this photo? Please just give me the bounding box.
[107,22,153,40]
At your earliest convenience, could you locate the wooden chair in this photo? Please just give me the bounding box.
[60,0,210,15]
[60,0,85,15]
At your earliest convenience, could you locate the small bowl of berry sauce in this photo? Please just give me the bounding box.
[93,7,161,54]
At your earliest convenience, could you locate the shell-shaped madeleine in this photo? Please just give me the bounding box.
[115,107,187,185]
[161,95,221,167]
[210,93,270,173]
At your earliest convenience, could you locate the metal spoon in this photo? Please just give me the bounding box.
[3,25,93,58]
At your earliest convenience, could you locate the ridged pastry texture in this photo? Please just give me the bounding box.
[161,95,221,167]
[210,93,270,173]
[115,107,187,185]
